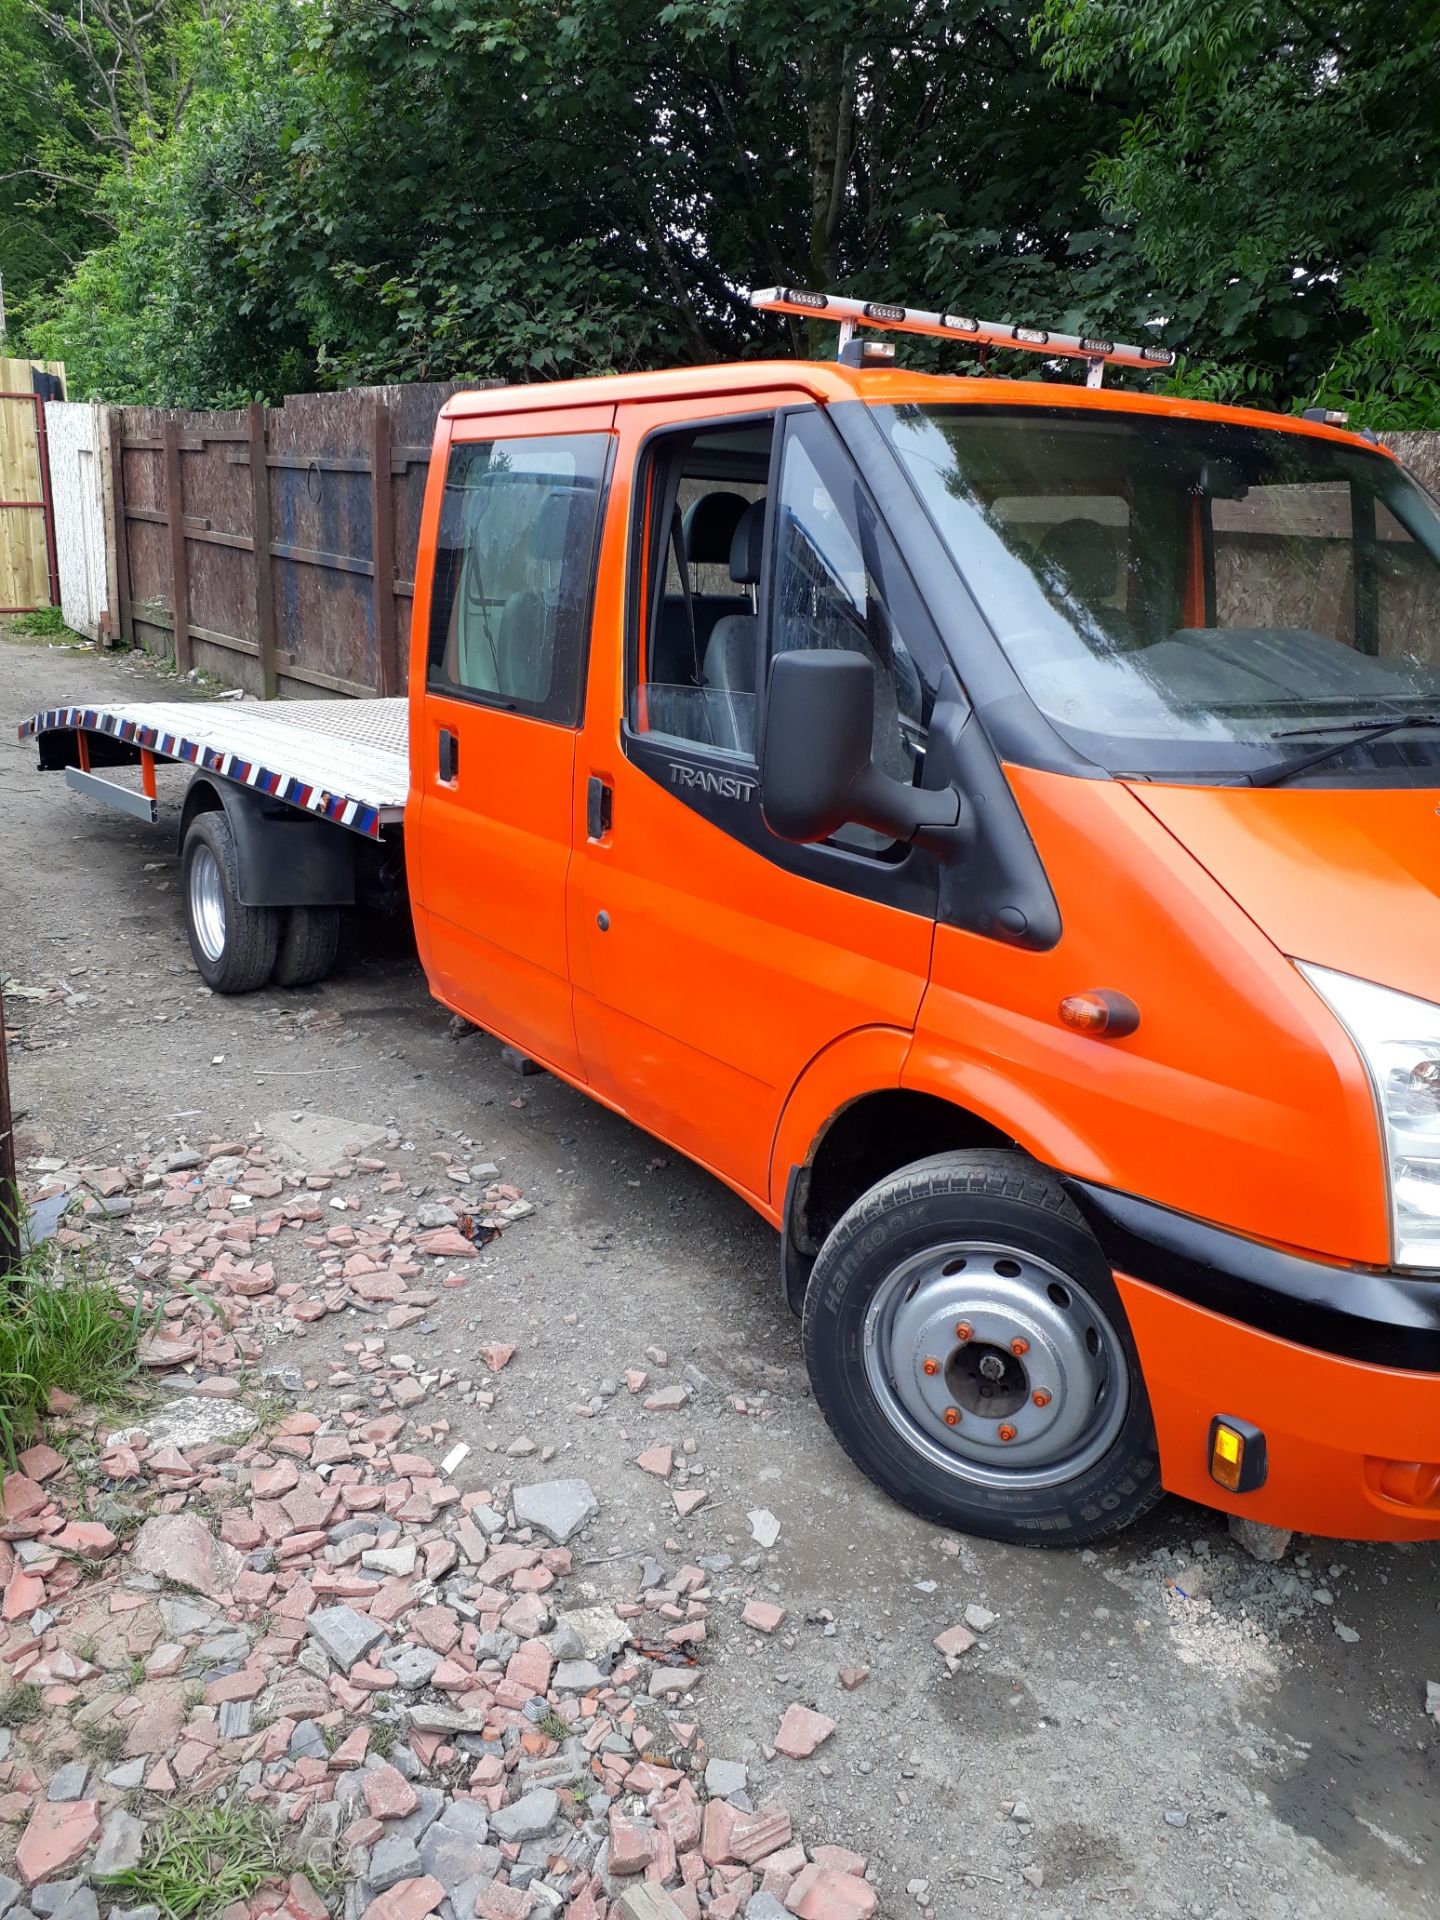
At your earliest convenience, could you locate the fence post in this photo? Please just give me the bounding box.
[163,418,191,674]
[0,983,19,1277]
[248,402,277,698]
[370,399,397,695]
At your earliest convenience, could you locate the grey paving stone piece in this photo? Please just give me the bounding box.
[305,1604,387,1672]
[0,1874,18,1917]
[289,1718,328,1759]
[218,1700,252,1738]
[419,1824,499,1894]
[102,1758,146,1790]
[553,1659,606,1693]
[490,1787,560,1843]
[383,1784,446,1846]
[92,1808,143,1878]
[440,1800,492,1842]
[111,1910,160,1920]
[158,1597,217,1637]
[31,1889,81,1918]
[45,1763,89,1802]
[512,1479,598,1545]
[367,1833,423,1893]
[745,1897,790,1920]
[453,1872,500,1920]
[704,1758,748,1798]
[48,1891,97,1920]
[382,1645,442,1689]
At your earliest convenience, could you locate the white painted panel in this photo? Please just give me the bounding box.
[44,400,107,640]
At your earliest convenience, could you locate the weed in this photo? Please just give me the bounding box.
[125,1656,146,1691]
[80,1719,128,1764]
[97,1801,283,1916]
[76,1636,98,1663]
[535,1708,570,1743]
[6,607,67,638]
[251,1393,288,1434]
[0,1242,152,1462]
[367,1720,395,1758]
[0,1685,43,1728]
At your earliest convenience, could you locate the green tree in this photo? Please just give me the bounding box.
[1036,0,1440,425]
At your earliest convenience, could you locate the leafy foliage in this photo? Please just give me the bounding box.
[1035,0,1440,424]
[8,0,1439,425]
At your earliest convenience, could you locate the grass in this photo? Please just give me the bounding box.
[0,1238,152,1462]
[97,1802,283,1917]
[367,1720,395,1758]
[0,1685,43,1729]
[80,1719,128,1764]
[535,1708,571,1742]
[4,606,67,638]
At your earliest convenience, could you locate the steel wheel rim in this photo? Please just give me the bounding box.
[188,845,226,963]
[862,1240,1130,1491]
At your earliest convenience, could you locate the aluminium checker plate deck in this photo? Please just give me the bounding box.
[18,696,410,840]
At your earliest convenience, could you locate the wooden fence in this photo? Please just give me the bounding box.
[1,357,66,615]
[113,382,464,698]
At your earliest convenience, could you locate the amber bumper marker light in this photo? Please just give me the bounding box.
[1208,1414,1267,1494]
[1058,989,1140,1037]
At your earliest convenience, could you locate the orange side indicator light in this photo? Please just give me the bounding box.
[1059,990,1140,1038]
[1208,1414,1267,1493]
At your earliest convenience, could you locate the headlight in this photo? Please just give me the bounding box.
[1298,963,1440,1270]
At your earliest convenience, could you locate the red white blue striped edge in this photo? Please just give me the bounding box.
[18,706,394,841]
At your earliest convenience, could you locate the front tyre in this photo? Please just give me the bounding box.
[802,1150,1163,1546]
[181,811,280,994]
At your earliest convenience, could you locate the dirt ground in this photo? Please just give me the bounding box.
[2,627,1438,1920]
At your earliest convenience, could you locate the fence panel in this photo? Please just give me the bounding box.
[44,400,109,640]
[0,357,65,615]
[111,382,464,697]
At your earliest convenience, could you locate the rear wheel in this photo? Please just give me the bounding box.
[272,906,341,987]
[181,812,279,994]
[802,1149,1163,1545]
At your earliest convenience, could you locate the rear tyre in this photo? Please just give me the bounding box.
[181,811,280,994]
[801,1149,1163,1546]
[272,906,341,988]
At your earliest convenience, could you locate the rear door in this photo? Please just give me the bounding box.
[568,398,944,1201]
[411,406,614,1080]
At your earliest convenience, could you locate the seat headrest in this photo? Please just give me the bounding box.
[1035,517,1121,608]
[533,487,582,564]
[730,500,765,586]
[682,491,750,566]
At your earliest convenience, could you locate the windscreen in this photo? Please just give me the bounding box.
[879,405,1440,781]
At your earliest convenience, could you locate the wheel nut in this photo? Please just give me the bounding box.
[1032,1388,1052,1408]
[998,1423,1018,1443]
[1010,1337,1030,1357]
[922,1357,940,1377]
[944,1408,961,1427]
[954,1321,973,1343]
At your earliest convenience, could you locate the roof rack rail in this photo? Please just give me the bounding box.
[750,287,1175,387]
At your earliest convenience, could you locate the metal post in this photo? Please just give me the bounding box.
[249,402,278,698]
[0,982,20,1276]
[163,418,192,673]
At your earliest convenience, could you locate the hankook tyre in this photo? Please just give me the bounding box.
[272,905,342,988]
[181,811,280,994]
[802,1149,1164,1545]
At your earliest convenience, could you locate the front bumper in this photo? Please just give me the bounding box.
[1069,1181,1440,1539]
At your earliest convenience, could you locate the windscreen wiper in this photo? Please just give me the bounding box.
[1249,713,1440,788]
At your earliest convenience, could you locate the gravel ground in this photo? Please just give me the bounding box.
[2,627,1438,1920]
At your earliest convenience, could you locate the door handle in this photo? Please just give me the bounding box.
[438,728,459,783]
[587,774,613,839]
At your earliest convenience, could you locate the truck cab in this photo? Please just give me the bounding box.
[404,341,1440,1548]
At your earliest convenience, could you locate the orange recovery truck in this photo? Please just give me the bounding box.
[22,289,1440,1548]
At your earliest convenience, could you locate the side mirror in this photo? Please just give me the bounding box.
[760,649,961,846]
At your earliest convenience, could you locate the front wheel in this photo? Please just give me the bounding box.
[802,1150,1163,1546]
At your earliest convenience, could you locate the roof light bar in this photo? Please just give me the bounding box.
[750,287,1176,376]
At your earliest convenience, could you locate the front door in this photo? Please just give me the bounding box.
[411,408,614,1081]
[569,400,944,1202]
